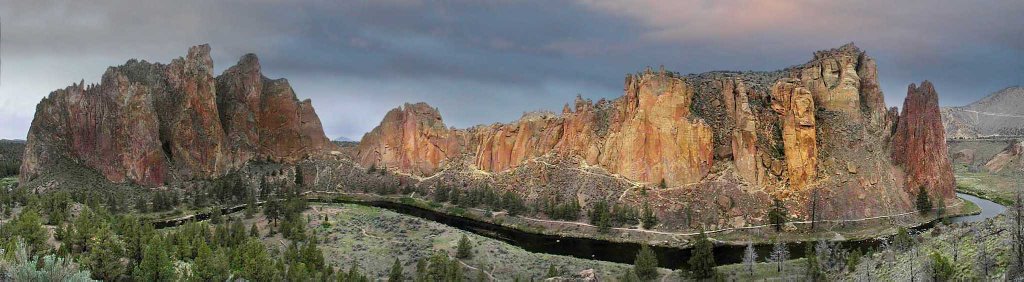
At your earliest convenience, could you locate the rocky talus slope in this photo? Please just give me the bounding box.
[350,43,956,227]
[941,86,1024,138]
[19,45,334,187]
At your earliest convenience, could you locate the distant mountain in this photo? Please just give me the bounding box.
[333,136,355,142]
[941,86,1024,139]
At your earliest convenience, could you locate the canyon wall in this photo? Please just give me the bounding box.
[19,45,333,187]
[356,43,955,204]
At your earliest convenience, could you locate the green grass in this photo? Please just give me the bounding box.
[955,171,1017,206]
[0,176,16,187]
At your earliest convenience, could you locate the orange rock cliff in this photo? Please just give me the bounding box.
[356,43,955,202]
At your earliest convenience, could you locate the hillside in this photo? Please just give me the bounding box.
[942,86,1024,138]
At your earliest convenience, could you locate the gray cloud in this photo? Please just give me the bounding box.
[1,0,1022,140]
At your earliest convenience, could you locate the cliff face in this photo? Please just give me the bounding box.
[20,45,333,187]
[356,70,715,186]
[891,81,956,199]
[355,43,955,208]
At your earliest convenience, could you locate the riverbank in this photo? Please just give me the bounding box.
[955,171,1017,206]
[303,190,978,248]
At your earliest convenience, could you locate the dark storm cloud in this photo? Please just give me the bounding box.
[1,0,1022,140]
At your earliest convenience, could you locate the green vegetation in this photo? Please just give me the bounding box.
[633,245,658,280]
[456,234,473,259]
[0,140,25,177]
[768,198,788,232]
[916,186,933,212]
[687,231,716,279]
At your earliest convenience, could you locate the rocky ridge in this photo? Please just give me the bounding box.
[19,45,334,187]
[353,43,956,223]
[941,86,1024,138]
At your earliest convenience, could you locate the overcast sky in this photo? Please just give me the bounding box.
[1,1,1022,140]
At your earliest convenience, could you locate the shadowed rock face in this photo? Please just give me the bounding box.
[891,81,956,199]
[19,44,333,187]
[356,43,956,207]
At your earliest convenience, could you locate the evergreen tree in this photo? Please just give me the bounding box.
[210,208,223,224]
[456,234,473,259]
[250,223,260,237]
[687,231,715,279]
[930,251,955,281]
[916,186,933,212]
[640,202,658,229]
[8,210,48,255]
[633,244,658,280]
[389,258,404,282]
[805,242,821,281]
[264,199,281,225]
[133,235,175,281]
[194,241,230,282]
[659,179,667,189]
[894,227,914,251]
[230,239,278,280]
[768,198,788,232]
[86,228,125,281]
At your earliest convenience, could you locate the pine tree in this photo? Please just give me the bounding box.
[916,186,933,212]
[133,235,175,281]
[930,251,955,281]
[389,258,404,282]
[250,223,260,237]
[688,231,715,278]
[633,244,658,280]
[805,242,821,281]
[768,198,788,232]
[210,208,223,224]
[194,241,230,282]
[640,202,658,229]
[456,234,473,259]
[86,228,125,281]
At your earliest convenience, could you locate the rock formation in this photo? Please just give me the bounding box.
[355,43,954,208]
[769,78,817,191]
[20,44,333,187]
[890,81,956,199]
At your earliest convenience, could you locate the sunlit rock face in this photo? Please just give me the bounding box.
[20,44,333,187]
[355,43,957,212]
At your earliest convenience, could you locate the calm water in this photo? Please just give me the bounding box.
[950,192,1006,224]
